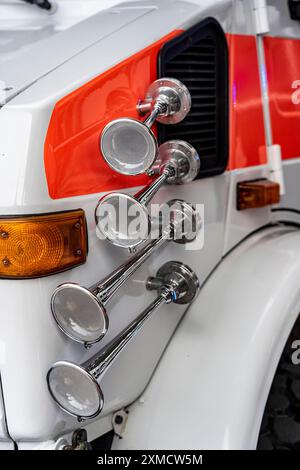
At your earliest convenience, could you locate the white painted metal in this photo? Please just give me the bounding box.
[2,0,296,107]
[266,0,300,39]
[280,158,300,210]
[256,34,273,147]
[0,0,294,449]
[0,378,11,443]
[267,144,285,195]
[223,165,273,254]
[16,413,113,449]
[252,2,286,194]
[233,0,300,39]
[251,0,270,34]
[0,0,233,105]
[3,2,226,108]
[231,0,261,35]
[256,41,286,194]
[0,441,14,450]
[0,176,229,443]
[272,159,300,225]
[0,1,154,103]
[0,53,232,443]
[113,226,300,450]
[0,0,236,445]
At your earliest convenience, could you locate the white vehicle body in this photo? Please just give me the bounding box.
[0,0,300,450]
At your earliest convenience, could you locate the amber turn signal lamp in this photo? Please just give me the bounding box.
[237,179,280,211]
[0,210,87,279]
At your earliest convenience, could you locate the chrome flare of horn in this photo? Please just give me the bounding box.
[100,78,192,176]
[95,140,200,250]
[47,261,200,421]
[51,200,201,347]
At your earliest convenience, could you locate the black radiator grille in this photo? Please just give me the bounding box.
[158,19,228,178]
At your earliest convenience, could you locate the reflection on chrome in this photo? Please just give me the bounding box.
[51,200,201,347]
[95,140,200,249]
[47,261,200,420]
[100,78,191,176]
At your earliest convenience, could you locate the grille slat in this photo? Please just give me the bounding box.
[158,20,228,177]
[174,53,216,62]
[177,77,216,82]
[166,130,216,138]
[176,119,217,127]
[190,104,216,110]
[171,60,216,66]
[191,94,216,99]
[167,66,216,72]
[187,111,216,117]
[180,86,215,91]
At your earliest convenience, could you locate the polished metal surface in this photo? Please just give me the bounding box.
[51,283,109,345]
[100,78,191,176]
[47,361,104,420]
[100,118,158,176]
[142,78,192,125]
[146,260,200,305]
[47,261,199,420]
[95,191,152,249]
[51,200,201,346]
[96,141,200,248]
[155,140,200,185]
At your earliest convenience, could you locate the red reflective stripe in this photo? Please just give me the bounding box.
[227,33,267,170]
[264,36,300,160]
[45,32,269,200]
[44,31,181,199]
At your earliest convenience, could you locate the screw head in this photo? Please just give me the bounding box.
[114,415,123,425]
[0,231,9,239]
[2,257,10,267]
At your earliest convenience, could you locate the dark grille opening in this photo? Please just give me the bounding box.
[158,18,229,178]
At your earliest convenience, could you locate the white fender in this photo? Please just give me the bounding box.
[113,226,300,450]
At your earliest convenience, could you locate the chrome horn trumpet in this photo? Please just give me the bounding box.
[51,200,201,347]
[95,140,200,249]
[47,261,200,420]
[100,78,191,176]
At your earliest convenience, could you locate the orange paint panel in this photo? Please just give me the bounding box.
[227,34,267,170]
[45,30,267,199]
[44,31,181,199]
[264,36,300,160]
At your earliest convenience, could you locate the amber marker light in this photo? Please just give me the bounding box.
[0,210,87,279]
[237,179,280,211]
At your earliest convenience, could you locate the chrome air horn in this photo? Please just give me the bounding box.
[100,78,191,176]
[95,140,200,249]
[47,260,199,420]
[51,200,201,347]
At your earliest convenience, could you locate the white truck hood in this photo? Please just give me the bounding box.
[0,0,156,104]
